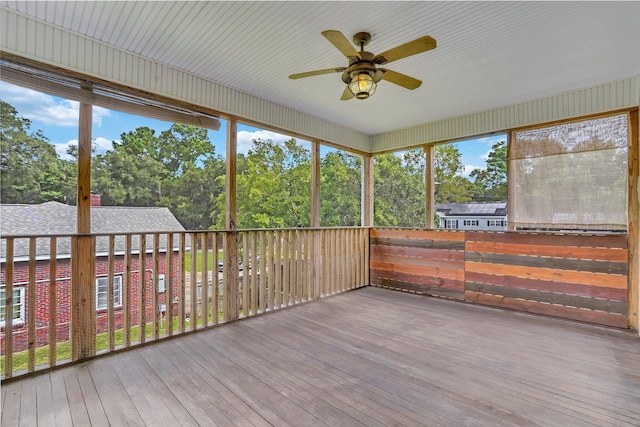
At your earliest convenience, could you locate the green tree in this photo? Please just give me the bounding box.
[0,100,71,204]
[470,140,507,201]
[161,155,225,230]
[226,138,311,229]
[434,144,476,203]
[92,124,223,229]
[320,151,361,226]
[374,149,426,227]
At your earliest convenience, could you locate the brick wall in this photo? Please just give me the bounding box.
[1,252,182,354]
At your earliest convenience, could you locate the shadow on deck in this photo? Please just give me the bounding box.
[2,286,639,426]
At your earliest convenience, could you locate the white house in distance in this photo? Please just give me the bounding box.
[436,202,507,231]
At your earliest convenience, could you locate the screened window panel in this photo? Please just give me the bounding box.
[511,114,628,231]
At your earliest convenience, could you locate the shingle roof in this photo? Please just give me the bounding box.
[436,202,507,216]
[1,202,188,260]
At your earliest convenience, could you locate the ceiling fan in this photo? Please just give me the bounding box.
[289,30,436,100]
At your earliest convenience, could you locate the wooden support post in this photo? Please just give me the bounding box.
[224,118,239,321]
[311,141,322,299]
[72,100,96,360]
[507,131,516,231]
[425,145,435,229]
[362,155,374,227]
[628,109,639,331]
[362,155,374,287]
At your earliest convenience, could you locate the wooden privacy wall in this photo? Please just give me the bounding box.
[465,232,628,328]
[369,229,465,300]
[370,229,629,328]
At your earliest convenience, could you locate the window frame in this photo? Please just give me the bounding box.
[0,287,26,327]
[95,275,123,311]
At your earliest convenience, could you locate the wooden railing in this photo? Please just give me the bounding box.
[1,227,369,380]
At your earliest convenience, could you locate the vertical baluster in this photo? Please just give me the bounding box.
[250,231,258,315]
[201,232,209,327]
[190,232,197,330]
[241,232,249,317]
[28,238,36,372]
[166,233,174,337]
[4,238,14,378]
[282,230,290,307]
[212,233,219,325]
[139,234,146,343]
[107,235,115,351]
[152,233,160,340]
[259,231,267,313]
[267,231,275,310]
[49,237,57,367]
[179,233,186,333]
[124,235,132,348]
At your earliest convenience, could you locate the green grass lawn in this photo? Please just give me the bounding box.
[184,249,222,272]
[0,315,224,375]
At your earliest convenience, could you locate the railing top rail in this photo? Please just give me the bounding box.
[0,226,370,240]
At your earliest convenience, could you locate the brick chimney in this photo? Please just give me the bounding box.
[90,194,101,207]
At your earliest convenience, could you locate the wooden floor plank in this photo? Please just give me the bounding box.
[48,369,73,427]
[2,286,639,426]
[151,341,267,427]
[87,356,146,426]
[61,366,91,426]
[1,379,22,426]
[113,350,197,426]
[18,374,37,427]
[75,364,110,427]
[35,373,55,427]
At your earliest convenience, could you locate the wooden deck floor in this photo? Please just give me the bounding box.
[2,286,640,426]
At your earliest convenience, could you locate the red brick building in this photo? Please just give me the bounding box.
[1,199,187,353]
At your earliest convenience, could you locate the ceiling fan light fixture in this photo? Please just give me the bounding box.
[348,71,376,99]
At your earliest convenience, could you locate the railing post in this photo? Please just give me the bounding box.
[71,99,96,360]
[311,142,322,299]
[628,108,639,331]
[224,118,239,321]
[425,145,435,229]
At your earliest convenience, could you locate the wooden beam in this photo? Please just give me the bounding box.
[425,145,435,229]
[628,108,639,331]
[507,131,516,231]
[362,155,374,227]
[311,141,322,300]
[311,141,320,228]
[224,118,239,321]
[72,100,96,360]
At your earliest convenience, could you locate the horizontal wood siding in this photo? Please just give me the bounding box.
[370,229,465,300]
[370,228,630,328]
[464,231,628,328]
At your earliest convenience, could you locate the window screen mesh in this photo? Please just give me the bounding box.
[511,114,628,231]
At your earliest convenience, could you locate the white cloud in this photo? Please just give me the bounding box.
[54,136,117,161]
[54,139,77,161]
[463,165,483,178]
[0,81,110,127]
[236,129,295,155]
[93,136,115,154]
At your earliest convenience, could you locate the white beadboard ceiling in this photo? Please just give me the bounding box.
[2,1,640,136]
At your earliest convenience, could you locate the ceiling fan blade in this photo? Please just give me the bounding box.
[322,30,361,60]
[373,36,436,65]
[380,69,422,90]
[289,68,346,79]
[340,86,354,101]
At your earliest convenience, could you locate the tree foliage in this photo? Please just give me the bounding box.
[374,149,426,227]
[0,100,74,204]
[320,151,361,226]
[1,99,507,231]
[229,138,311,229]
[470,140,507,201]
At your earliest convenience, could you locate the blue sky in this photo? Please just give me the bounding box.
[1,80,505,175]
